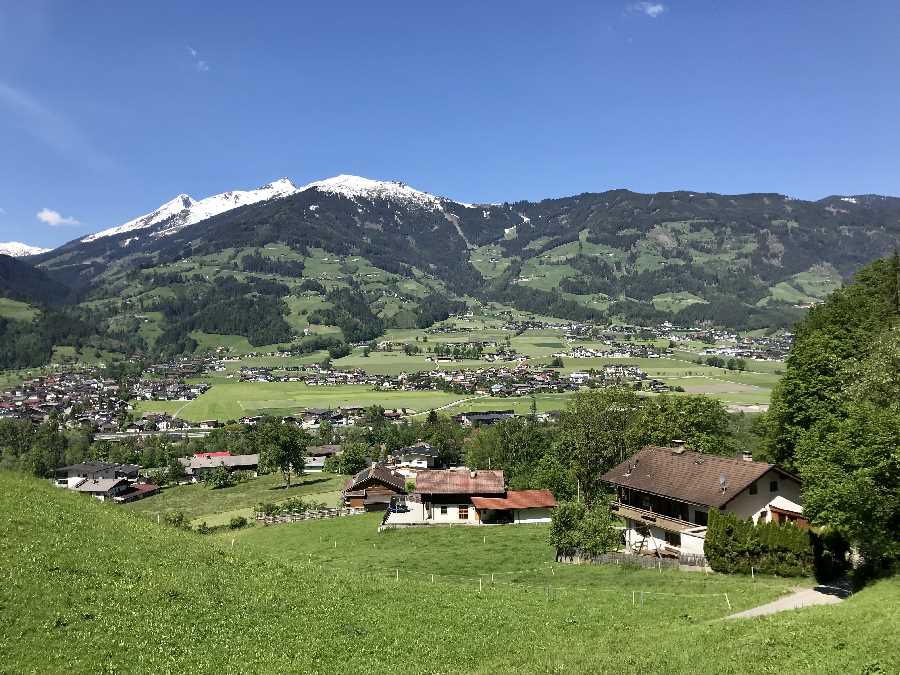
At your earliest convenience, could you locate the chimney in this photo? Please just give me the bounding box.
[469,470,477,479]
[671,440,686,454]
[741,451,753,462]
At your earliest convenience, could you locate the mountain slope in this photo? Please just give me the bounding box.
[0,254,69,305]
[21,176,900,356]
[0,242,51,257]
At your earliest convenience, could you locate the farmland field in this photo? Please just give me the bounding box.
[125,471,347,526]
[3,473,898,674]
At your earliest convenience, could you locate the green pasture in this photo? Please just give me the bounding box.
[3,473,898,674]
[125,472,347,526]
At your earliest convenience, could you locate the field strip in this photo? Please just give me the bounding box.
[403,395,489,417]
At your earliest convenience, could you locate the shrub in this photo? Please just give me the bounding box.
[229,516,248,530]
[205,466,236,489]
[163,511,187,529]
[549,501,619,556]
[704,509,814,576]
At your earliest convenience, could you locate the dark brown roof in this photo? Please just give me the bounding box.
[414,469,505,495]
[344,463,406,494]
[471,490,557,510]
[600,446,792,509]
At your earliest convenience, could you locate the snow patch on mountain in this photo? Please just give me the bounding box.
[299,175,443,211]
[81,179,299,243]
[0,241,51,257]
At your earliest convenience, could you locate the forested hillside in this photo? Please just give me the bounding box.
[4,179,900,367]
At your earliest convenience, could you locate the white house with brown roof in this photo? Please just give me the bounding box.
[600,445,806,561]
[383,468,557,527]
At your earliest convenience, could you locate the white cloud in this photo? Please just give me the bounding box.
[0,207,6,215]
[629,2,666,18]
[187,46,210,72]
[37,208,80,226]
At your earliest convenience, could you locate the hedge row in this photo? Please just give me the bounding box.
[704,509,814,577]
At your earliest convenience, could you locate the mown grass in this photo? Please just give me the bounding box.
[124,471,347,525]
[2,473,898,674]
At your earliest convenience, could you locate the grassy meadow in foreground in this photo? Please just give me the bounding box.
[2,473,898,674]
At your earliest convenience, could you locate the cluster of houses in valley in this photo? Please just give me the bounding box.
[52,460,161,503]
[557,343,665,360]
[131,379,210,402]
[0,370,130,429]
[700,334,794,361]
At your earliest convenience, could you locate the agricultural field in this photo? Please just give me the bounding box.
[125,471,347,527]
[132,321,786,421]
[0,297,38,322]
[3,473,898,674]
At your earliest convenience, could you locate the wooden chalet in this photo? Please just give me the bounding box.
[342,464,407,511]
[600,445,806,561]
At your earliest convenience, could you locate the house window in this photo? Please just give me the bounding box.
[693,510,708,526]
[769,480,779,493]
[749,482,758,495]
[664,531,681,547]
[440,505,448,515]
[458,505,469,520]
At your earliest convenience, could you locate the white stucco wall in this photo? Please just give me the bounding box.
[513,508,552,524]
[680,530,706,556]
[427,502,479,524]
[726,470,802,523]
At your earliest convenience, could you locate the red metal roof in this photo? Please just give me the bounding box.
[414,469,505,495]
[194,451,231,458]
[471,490,557,510]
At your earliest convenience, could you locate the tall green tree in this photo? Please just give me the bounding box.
[628,394,732,455]
[554,387,641,502]
[256,421,309,488]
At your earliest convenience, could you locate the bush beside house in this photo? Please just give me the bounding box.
[704,509,814,577]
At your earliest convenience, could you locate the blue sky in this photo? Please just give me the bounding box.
[1,1,899,248]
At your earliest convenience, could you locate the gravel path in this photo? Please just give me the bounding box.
[726,586,845,619]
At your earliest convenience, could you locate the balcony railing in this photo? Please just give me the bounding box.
[610,501,698,533]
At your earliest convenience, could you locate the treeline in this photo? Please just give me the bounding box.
[308,288,384,342]
[415,294,467,328]
[152,275,294,355]
[0,307,143,370]
[241,252,305,277]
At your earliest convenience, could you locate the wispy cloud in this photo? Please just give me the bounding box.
[629,2,666,18]
[0,81,113,171]
[0,207,6,215]
[37,208,80,226]
[187,46,210,72]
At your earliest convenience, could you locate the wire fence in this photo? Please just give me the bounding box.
[284,547,735,610]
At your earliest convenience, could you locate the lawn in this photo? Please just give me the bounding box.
[2,473,898,674]
[125,471,347,526]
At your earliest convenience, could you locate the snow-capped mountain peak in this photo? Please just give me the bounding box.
[0,241,51,257]
[299,174,444,210]
[81,179,301,244]
[77,175,449,246]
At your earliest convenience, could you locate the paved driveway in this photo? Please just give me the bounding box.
[727,586,846,619]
